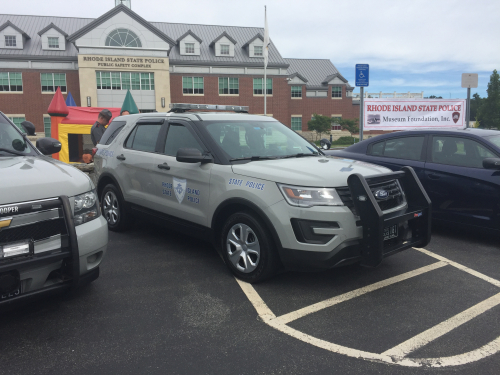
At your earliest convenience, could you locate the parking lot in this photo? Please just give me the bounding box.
[1,223,499,375]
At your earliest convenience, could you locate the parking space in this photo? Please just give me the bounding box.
[0,223,499,374]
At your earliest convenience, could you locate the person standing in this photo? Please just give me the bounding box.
[91,109,112,146]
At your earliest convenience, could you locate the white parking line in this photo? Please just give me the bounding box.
[235,248,500,367]
[383,292,500,358]
[276,261,447,324]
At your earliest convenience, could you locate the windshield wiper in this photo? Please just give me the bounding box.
[281,153,318,159]
[0,148,25,156]
[229,156,277,162]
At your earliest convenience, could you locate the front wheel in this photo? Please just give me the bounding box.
[221,211,279,283]
[101,184,133,232]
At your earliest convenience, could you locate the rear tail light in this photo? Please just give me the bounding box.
[92,148,97,156]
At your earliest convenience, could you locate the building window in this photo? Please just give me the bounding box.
[219,77,239,94]
[43,116,51,137]
[5,35,16,47]
[253,78,272,95]
[7,116,25,130]
[0,72,22,91]
[254,45,263,56]
[291,117,302,131]
[96,72,154,90]
[105,28,142,48]
[182,77,204,94]
[332,86,342,98]
[185,43,195,54]
[220,44,230,55]
[41,73,66,92]
[331,116,342,130]
[48,37,59,48]
[291,86,302,98]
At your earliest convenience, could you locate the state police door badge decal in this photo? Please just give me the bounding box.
[173,177,187,203]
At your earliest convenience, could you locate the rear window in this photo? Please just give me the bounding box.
[99,121,126,145]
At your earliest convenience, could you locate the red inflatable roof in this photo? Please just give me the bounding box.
[47,87,69,116]
[61,107,121,125]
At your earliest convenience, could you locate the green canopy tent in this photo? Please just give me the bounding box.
[120,90,139,115]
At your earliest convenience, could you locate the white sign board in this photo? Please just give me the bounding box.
[363,99,466,130]
[461,73,478,88]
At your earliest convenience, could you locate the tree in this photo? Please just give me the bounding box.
[307,114,332,140]
[339,118,359,137]
[469,93,484,122]
[424,95,443,99]
[477,69,500,129]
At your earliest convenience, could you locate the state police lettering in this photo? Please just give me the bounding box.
[245,181,265,191]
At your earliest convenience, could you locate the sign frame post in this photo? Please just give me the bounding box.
[355,64,369,141]
[461,73,478,128]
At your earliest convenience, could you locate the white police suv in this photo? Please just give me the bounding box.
[94,104,431,283]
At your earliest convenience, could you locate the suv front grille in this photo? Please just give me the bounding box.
[0,218,67,244]
[337,179,405,215]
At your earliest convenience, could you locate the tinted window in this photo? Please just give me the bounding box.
[125,124,162,152]
[0,114,34,155]
[99,120,126,145]
[164,124,204,156]
[432,136,497,168]
[485,135,500,148]
[368,136,424,161]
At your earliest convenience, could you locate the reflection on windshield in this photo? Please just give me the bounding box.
[486,135,500,148]
[204,120,318,160]
[0,118,32,156]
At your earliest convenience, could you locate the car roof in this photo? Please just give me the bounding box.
[114,112,277,122]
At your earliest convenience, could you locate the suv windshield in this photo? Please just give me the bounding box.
[0,114,34,156]
[485,134,500,148]
[204,120,319,160]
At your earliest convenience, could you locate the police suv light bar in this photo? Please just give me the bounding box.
[169,103,249,113]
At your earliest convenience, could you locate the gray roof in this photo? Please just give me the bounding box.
[209,31,237,47]
[0,20,30,39]
[285,58,351,89]
[37,22,68,37]
[0,10,288,67]
[176,29,202,44]
[242,33,263,48]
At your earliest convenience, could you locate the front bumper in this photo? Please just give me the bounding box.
[0,196,107,309]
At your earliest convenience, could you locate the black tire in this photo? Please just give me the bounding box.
[100,183,133,232]
[220,211,279,283]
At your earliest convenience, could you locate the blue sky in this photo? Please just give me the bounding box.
[4,0,499,99]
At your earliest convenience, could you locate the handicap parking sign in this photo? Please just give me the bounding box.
[355,64,369,87]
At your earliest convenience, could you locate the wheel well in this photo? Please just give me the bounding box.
[97,175,116,198]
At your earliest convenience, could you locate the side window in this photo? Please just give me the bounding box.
[164,124,204,156]
[125,124,162,152]
[99,121,126,145]
[432,136,497,168]
[369,137,424,161]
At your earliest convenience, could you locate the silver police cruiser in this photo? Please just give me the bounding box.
[0,112,107,307]
[94,103,431,283]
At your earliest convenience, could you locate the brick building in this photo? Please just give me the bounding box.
[0,2,358,136]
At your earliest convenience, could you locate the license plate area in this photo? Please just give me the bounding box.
[383,224,398,241]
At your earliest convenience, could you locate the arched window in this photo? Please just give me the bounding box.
[105,28,142,48]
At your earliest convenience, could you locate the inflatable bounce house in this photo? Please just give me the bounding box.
[47,88,138,163]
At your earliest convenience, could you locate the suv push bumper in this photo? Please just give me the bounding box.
[0,196,90,309]
[279,167,432,270]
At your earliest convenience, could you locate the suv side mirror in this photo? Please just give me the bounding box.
[36,137,62,155]
[483,158,500,170]
[20,121,36,136]
[176,148,213,164]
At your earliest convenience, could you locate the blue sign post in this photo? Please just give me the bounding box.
[355,64,369,141]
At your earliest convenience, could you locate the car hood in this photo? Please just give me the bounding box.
[231,156,391,187]
[0,156,93,205]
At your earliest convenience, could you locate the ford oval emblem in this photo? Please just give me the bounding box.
[374,190,389,199]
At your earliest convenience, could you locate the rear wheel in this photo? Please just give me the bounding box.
[101,184,133,232]
[221,211,279,283]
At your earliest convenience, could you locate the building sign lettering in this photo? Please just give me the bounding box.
[80,55,167,70]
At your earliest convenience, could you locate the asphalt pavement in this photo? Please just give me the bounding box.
[0,223,499,375]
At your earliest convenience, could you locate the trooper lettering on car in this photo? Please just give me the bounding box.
[0,206,19,215]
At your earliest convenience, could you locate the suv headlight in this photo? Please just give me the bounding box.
[73,189,100,226]
[277,184,343,208]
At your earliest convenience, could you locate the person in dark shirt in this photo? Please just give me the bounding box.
[91,109,112,146]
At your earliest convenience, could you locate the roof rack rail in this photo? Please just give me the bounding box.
[168,103,249,113]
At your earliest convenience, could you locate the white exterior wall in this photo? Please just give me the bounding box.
[40,29,66,51]
[214,36,234,57]
[74,12,170,51]
[0,26,23,49]
[179,34,201,56]
[97,89,155,110]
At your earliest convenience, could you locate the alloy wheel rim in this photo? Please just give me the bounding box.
[103,191,119,225]
[226,223,260,273]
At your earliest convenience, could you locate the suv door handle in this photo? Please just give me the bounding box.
[157,163,170,170]
[428,173,440,180]
[116,154,126,161]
